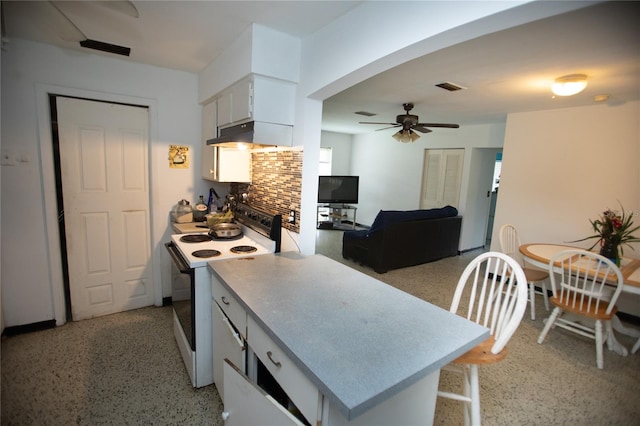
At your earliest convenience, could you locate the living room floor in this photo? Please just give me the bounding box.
[1,230,639,424]
[316,229,640,425]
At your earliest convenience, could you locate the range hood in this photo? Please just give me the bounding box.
[206,121,293,148]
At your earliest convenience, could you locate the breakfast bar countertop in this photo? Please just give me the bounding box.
[208,252,488,420]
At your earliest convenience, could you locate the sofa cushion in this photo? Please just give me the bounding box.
[368,205,458,233]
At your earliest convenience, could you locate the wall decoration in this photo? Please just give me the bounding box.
[169,145,189,168]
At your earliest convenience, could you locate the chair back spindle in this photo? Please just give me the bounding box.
[451,252,528,354]
[552,250,622,316]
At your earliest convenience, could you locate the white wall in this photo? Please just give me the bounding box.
[292,0,587,254]
[320,131,353,175]
[348,123,504,251]
[1,39,201,327]
[493,101,640,314]
[492,101,640,250]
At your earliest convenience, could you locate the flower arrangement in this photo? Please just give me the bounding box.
[571,203,640,265]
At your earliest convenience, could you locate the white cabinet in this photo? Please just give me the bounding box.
[212,278,247,338]
[217,79,252,128]
[216,75,295,129]
[247,315,321,426]
[212,303,245,402]
[223,360,305,426]
[203,145,252,183]
[212,277,247,402]
[202,100,251,183]
[201,100,217,181]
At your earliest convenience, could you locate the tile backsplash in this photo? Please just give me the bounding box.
[248,149,302,233]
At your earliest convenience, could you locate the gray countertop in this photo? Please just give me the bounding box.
[208,252,488,420]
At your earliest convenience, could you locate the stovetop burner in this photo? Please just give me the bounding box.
[230,245,258,254]
[180,234,211,243]
[192,249,221,258]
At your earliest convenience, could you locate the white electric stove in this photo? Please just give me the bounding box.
[165,204,281,387]
[171,226,274,268]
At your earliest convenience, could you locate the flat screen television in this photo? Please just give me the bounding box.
[318,175,359,205]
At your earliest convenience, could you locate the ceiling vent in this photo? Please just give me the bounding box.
[354,111,377,117]
[435,81,467,92]
[80,39,131,56]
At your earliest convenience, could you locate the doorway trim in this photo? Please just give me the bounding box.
[35,84,161,325]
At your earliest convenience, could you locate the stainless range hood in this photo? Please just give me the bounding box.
[206,121,293,148]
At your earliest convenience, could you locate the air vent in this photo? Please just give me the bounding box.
[80,39,131,56]
[435,81,467,92]
[354,111,377,117]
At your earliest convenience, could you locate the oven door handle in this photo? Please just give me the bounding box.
[165,241,192,273]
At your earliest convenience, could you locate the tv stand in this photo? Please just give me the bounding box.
[317,204,357,230]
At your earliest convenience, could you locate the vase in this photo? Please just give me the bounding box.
[600,241,620,266]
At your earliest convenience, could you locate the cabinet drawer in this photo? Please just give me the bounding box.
[247,315,320,425]
[212,277,247,339]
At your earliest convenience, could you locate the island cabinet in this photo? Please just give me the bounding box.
[211,277,247,402]
[208,253,489,426]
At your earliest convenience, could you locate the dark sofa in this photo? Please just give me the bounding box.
[342,206,462,273]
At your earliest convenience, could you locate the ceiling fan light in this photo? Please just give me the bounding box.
[551,74,588,96]
[393,129,420,143]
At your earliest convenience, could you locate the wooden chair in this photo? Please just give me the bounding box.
[499,224,550,320]
[537,249,624,369]
[437,252,528,426]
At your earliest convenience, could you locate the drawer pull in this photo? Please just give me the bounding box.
[267,351,281,368]
[221,296,230,305]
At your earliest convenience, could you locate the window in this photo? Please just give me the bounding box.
[319,147,332,176]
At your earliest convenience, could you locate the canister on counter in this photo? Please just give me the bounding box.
[172,199,193,223]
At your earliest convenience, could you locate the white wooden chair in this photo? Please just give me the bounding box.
[499,224,550,320]
[437,252,528,426]
[537,249,624,369]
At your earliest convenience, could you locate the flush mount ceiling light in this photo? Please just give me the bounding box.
[392,129,420,143]
[551,74,588,96]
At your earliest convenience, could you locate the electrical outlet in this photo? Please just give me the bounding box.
[288,210,296,224]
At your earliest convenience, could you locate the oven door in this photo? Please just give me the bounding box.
[165,241,195,351]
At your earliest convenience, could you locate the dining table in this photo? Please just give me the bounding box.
[520,243,640,355]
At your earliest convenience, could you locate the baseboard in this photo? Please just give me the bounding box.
[2,319,57,337]
[460,246,485,254]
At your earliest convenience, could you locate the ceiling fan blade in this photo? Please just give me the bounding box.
[97,1,139,18]
[412,126,433,134]
[359,121,397,125]
[49,1,87,41]
[418,123,460,129]
[375,125,401,131]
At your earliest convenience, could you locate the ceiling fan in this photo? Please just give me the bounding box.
[359,103,459,143]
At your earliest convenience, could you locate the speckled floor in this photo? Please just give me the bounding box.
[2,230,639,425]
[316,230,640,425]
[1,306,223,425]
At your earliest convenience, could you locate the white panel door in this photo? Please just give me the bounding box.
[57,97,152,320]
[420,149,464,209]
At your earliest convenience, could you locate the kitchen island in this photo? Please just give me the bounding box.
[209,252,488,425]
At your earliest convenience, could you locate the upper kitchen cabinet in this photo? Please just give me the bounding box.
[216,75,296,129]
[202,99,251,183]
[201,100,217,181]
